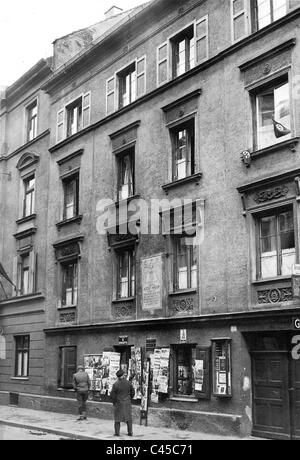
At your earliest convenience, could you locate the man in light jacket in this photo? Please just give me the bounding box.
[110,369,135,436]
[72,365,91,421]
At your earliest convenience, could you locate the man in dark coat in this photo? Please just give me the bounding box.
[73,365,91,421]
[110,369,135,436]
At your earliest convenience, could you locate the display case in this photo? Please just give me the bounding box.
[211,338,232,398]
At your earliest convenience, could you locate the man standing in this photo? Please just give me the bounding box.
[73,365,91,421]
[110,369,135,436]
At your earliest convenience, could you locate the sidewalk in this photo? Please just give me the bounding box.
[0,406,254,440]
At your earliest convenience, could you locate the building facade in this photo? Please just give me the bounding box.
[1,0,300,439]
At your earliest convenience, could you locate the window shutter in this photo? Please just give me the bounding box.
[195,16,209,64]
[28,251,37,294]
[231,0,248,42]
[57,109,65,143]
[12,256,19,296]
[82,92,91,128]
[106,77,116,115]
[157,42,169,86]
[194,346,211,400]
[136,56,146,98]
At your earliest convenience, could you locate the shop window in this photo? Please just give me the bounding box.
[211,339,232,398]
[253,76,291,150]
[23,175,35,218]
[15,335,30,378]
[252,0,288,31]
[61,260,78,307]
[117,148,135,201]
[58,346,77,389]
[256,206,296,280]
[171,119,195,181]
[26,100,38,142]
[116,248,135,300]
[173,236,197,292]
[63,174,79,220]
[174,345,196,397]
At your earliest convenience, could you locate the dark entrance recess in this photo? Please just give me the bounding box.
[245,332,300,440]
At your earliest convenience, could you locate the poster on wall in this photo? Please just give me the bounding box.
[140,360,150,413]
[141,255,163,311]
[193,359,204,392]
[150,348,170,402]
[84,352,120,396]
[129,347,142,400]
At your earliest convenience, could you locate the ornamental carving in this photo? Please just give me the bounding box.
[258,288,293,304]
[55,243,80,261]
[59,312,76,323]
[114,304,134,319]
[173,298,194,313]
[263,63,272,75]
[254,186,289,203]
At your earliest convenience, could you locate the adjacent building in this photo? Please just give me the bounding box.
[1,0,300,440]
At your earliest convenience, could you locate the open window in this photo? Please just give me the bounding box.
[252,0,288,31]
[63,174,79,221]
[116,248,136,300]
[117,147,135,201]
[170,119,195,181]
[61,260,78,308]
[26,100,38,142]
[173,236,197,292]
[23,175,35,218]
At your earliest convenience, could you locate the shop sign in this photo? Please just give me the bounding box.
[180,329,187,343]
[291,335,300,361]
[141,255,163,311]
[293,318,300,330]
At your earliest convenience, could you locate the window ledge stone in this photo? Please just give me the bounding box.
[170,397,198,403]
[56,215,83,229]
[11,377,29,381]
[252,276,291,286]
[0,293,44,306]
[16,214,37,225]
[112,297,135,304]
[162,173,202,193]
[169,289,197,297]
[251,137,299,159]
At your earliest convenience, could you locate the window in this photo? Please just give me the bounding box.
[174,237,197,291]
[174,345,196,397]
[61,261,78,307]
[57,92,91,142]
[23,175,35,217]
[117,249,135,299]
[117,149,135,201]
[252,0,287,31]
[63,175,79,220]
[171,120,195,181]
[157,17,208,86]
[15,251,37,296]
[257,207,296,280]
[20,254,30,296]
[118,63,137,109]
[58,347,77,389]
[15,336,30,378]
[254,78,291,150]
[211,339,232,397]
[66,98,82,137]
[171,26,195,78]
[27,101,38,142]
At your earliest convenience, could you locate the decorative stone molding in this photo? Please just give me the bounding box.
[173,298,194,314]
[113,303,135,320]
[59,311,76,324]
[254,186,289,203]
[258,287,293,304]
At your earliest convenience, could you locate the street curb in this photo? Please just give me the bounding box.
[0,419,100,440]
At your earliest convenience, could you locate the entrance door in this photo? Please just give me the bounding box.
[252,352,291,440]
[290,358,300,440]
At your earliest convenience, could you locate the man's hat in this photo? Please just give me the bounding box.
[116,369,124,378]
[77,365,84,370]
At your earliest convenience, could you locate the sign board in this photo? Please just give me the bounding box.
[119,336,129,345]
[180,329,187,343]
[293,318,300,330]
[141,255,163,311]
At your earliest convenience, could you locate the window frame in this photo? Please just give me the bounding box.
[116,247,136,300]
[173,235,198,292]
[58,346,77,389]
[66,97,83,138]
[26,100,38,143]
[116,147,135,202]
[173,344,197,398]
[231,0,249,43]
[170,118,195,182]
[62,173,80,221]
[61,259,79,308]
[171,24,195,79]
[250,72,293,151]
[23,174,35,218]
[15,335,30,378]
[255,204,296,281]
[252,0,289,32]
[57,92,91,143]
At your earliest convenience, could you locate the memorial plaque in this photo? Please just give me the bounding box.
[141,255,163,311]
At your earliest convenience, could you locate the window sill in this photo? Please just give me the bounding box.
[0,293,44,306]
[109,194,141,209]
[11,377,29,381]
[56,215,83,229]
[169,289,197,297]
[58,305,77,310]
[251,137,299,159]
[16,214,37,225]
[162,173,202,193]
[112,297,135,304]
[252,276,291,286]
[170,396,198,403]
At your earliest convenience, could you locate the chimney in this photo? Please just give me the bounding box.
[105,5,123,19]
